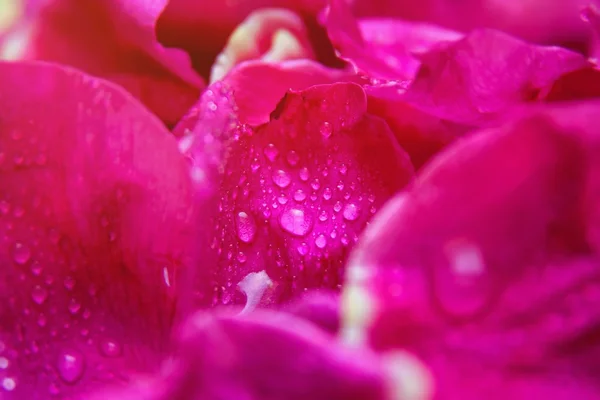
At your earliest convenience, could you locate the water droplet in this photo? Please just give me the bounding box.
[64,276,75,290]
[343,203,359,221]
[30,262,43,276]
[250,158,260,172]
[336,181,345,191]
[299,167,310,181]
[434,241,493,318]
[235,211,257,243]
[333,202,342,213]
[277,193,288,205]
[323,187,332,200]
[368,194,376,203]
[279,207,314,237]
[31,285,48,305]
[319,210,328,222]
[293,189,307,202]
[286,151,300,166]
[339,164,348,175]
[0,200,9,215]
[99,339,122,358]
[2,377,15,391]
[56,349,85,384]
[311,179,321,190]
[264,144,279,162]
[320,122,332,138]
[272,170,291,188]
[68,298,81,315]
[297,243,309,256]
[0,357,8,369]
[315,234,327,249]
[12,242,31,265]
[237,252,247,263]
[37,313,47,327]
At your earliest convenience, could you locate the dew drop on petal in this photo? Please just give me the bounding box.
[12,242,31,265]
[264,144,279,162]
[286,150,300,166]
[279,207,314,237]
[31,285,48,305]
[299,167,310,181]
[323,187,332,200]
[68,298,81,315]
[315,234,327,249]
[343,203,359,221]
[56,349,85,384]
[2,377,15,391]
[297,243,309,256]
[272,170,291,188]
[293,189,306,202]
[99,339,122,358]
[235,211,257,243]
[320,122,332,138]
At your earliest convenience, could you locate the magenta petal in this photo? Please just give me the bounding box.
[163,310,387,400]
[5,0,203,126]
[0,61,195,397]
[323,0,463,81]
[404,29,589,124]
[343,101,600,398]
[284,290,340,334]
[180,79,414,308]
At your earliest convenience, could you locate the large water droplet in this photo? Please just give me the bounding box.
[2,377,15,391]
[434,241,493,318]
[264,144,279,162]
[293,189,306,202]
[56,349,86,384]
[315,234,327,249]
[279,207,314,237]
[299,167,310,181]
[99,339,122,358]
[235,211,257,243]
[12,242,31,265]
[31,285,48,305]
[272,170,291,188]
[320,122,332,138]
[343,203,359,221]
[286,150,300,166]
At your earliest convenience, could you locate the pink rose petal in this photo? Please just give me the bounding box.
[284,290,341,334]
[2,0,203,126]
[405,29,589,124]
[0,61,195,398]
[323,0,463,81]
[179,77,413,309]
[158,310,388,400]
[342,101,600,398]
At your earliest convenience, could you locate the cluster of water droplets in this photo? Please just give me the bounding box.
[208,112,385,306]
[0,198,127,396]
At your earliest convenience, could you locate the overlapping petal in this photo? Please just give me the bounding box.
[177,66,414,309]
[342,101,600,398]
[1,0,203,126]
[0,61,196,398]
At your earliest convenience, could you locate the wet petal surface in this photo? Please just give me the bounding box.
[0,61,195,398]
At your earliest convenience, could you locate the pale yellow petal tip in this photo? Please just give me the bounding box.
[0,0,22,34]
[1,23,32,61]
[340,283,376,346]
[384,351,434,400]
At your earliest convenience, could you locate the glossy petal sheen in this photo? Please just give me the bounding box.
[180,80,414,309]
[0,61,195,398]
[343,101,600,399]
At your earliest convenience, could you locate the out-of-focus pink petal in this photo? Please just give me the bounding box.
[210,8,316,83]
[352,0,593,52]
[342,101,600,398]
[284,290,340,334]
[543,66,600,101]
[178,77,414,309]
[2,0,203,126]
[0,61,196,398]
[404,29,589,124]
[138,310,388,400]
[323,0,463,81]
